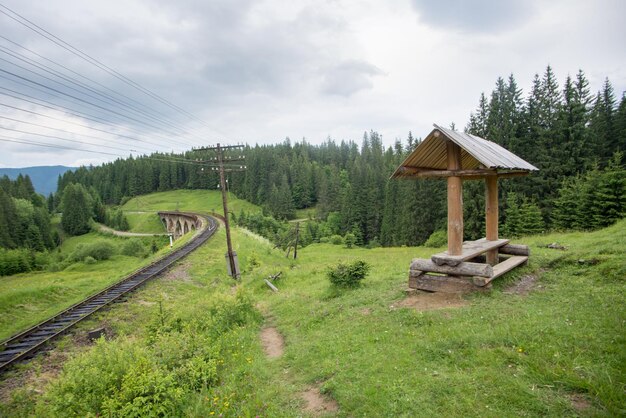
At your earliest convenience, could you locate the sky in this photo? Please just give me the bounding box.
[0,0,624,168]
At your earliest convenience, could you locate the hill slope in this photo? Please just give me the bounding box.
[0,191,623,416]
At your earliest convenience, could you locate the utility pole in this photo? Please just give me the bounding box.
[194,143,246,279]
[217,143,237,279]
[293,222,300,259]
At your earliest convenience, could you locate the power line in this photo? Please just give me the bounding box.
[0,45,210,142]
[0,58,204,143]
[0,34,189,128]
[0,115,156,152]
[0,135,125,157]
[0,86,190,148]
[0,2,233,141]
[0,125,144,152]
[0,135,232,168]
[0,101,172,151]
[0,69,195,147]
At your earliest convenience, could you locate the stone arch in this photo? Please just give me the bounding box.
[175,219,182,238]
[183,221,189,234]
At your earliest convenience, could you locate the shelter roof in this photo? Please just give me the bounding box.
[391,124,538,179]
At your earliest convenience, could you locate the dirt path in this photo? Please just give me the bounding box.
[302,387,339,414]
[259,325,339,415]
[97,223,168,237]
[260,327,285,358]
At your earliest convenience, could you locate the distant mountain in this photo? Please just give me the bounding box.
[0,166,76,196]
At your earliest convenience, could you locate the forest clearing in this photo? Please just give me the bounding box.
[0,190,624,416]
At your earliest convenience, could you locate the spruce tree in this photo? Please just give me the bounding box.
[61,183,93,236]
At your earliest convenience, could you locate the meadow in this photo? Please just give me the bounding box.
[0,190,624,416]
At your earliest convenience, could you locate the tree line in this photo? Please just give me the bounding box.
[55,66,625,247]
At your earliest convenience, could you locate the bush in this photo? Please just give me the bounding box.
[83,256,97,265]
[69,240,116,262]
[327,260,370,288]
[319,236,330,243]
[329,235,344,245]
[424,229,447,248]
[0,248,32,276]
[246,253,260,272]
[121,239,148,258]
[366,237,381,249]
[41,290,260,417]
[344,233,356,248]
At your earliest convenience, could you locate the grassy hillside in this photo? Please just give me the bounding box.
[122,189,260,215]
[1,211,623,416]
[124,212,166,234]
[0,231,189,341]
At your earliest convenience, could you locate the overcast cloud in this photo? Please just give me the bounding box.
[0,0,624,167]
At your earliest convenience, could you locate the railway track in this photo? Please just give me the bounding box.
[0,213,218,374]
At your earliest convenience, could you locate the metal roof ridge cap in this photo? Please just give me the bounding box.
[433,123,493,168]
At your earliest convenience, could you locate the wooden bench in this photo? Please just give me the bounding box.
[408,238,530,293]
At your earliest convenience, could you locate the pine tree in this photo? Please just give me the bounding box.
[0,187,16,248]
[502,193,522,237]
[588,78,617,165]
[61,183,93,236]
[519,198,544,235]
[553,176,584,230]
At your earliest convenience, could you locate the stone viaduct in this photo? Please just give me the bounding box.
[158,211,203,240]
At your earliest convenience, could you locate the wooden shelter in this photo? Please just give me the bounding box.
[391,124,538,293]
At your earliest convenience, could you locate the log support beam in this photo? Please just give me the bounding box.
[447,141,463,256]
[485,176,499,265]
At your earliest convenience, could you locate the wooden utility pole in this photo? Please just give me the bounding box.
[216,143,238,278]
[194,143,246,279]
[293,222,300,259]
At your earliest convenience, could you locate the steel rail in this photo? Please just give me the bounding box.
[0,213,218,374]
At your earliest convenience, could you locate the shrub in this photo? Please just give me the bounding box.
[344,233,356,248]
[367,237,381,249]
[121,239,148,258]
[327,260,371,287]
[69,240,116,262]
[83,256,97,265]
[0,248,32,276]
[246,253,260,272]
[319,236,330,243]
[329,235,344,245]
[424,229,447,248]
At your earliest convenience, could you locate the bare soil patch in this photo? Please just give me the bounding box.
[302,386,339,415]
[568,393,592,412]
[390,291,467,311]
[360,307,372,316]
[162,261,191,282]
[260,327,284,358]
[504,269,545,295]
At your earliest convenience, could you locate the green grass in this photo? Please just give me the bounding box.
[122,189,260,216]
[1,192,624,416]
[124,212,166,233]
[294,206,317,220]
[0,231,190,341]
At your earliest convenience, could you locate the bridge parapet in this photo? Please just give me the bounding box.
[158,211,203,240]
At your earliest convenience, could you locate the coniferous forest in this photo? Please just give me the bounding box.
[35,66,626,249]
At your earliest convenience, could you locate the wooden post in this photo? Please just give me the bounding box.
[485,175,498,265]
[293,222,300,259]
[446,140,463,256]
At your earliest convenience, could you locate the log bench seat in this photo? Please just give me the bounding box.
[431,238,510,267]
